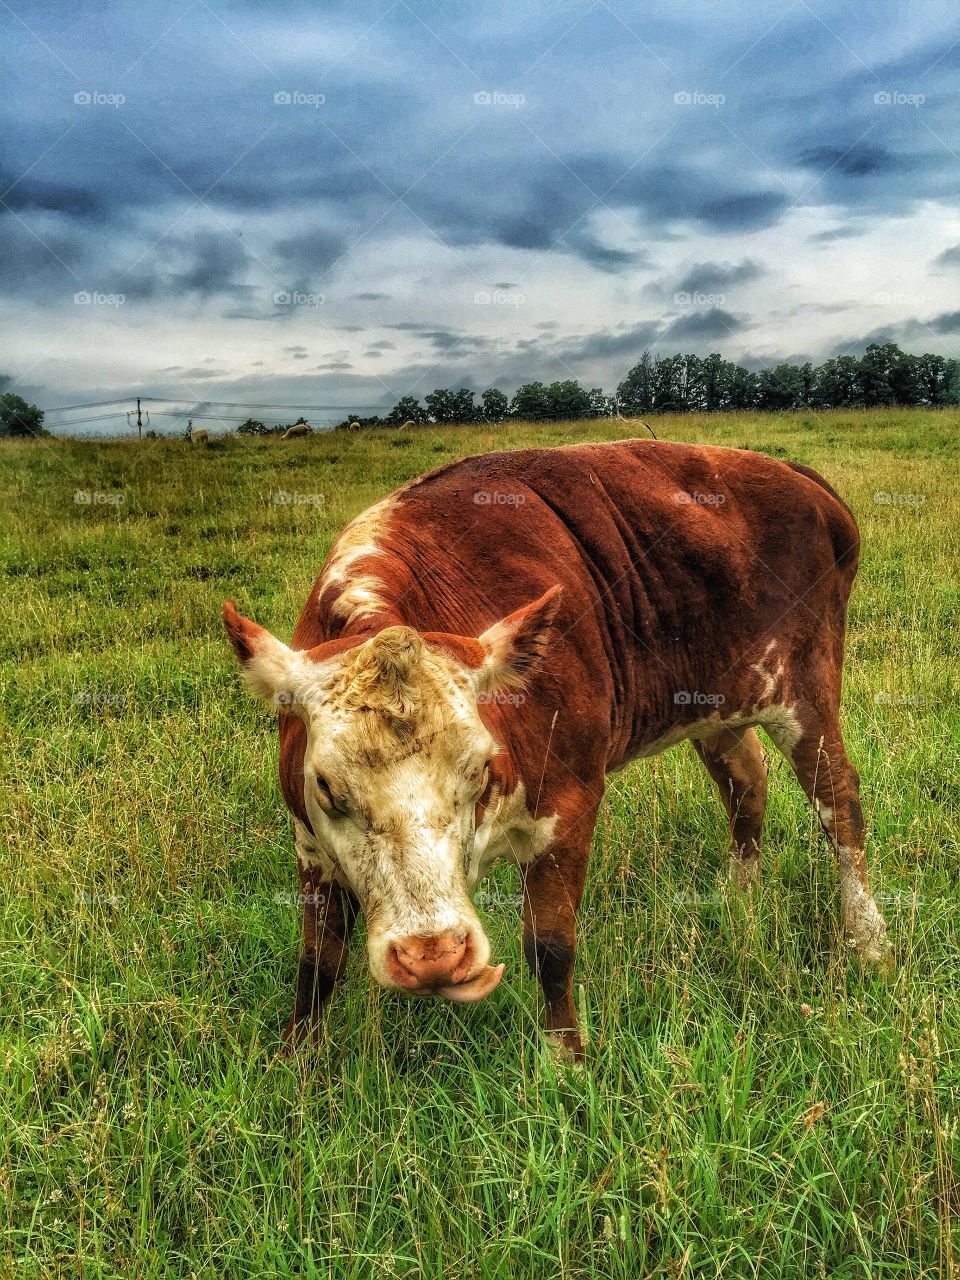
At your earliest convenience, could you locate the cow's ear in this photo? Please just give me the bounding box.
[222,600,302,707]
[477,585,562,691]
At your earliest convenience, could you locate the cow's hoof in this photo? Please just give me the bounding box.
[849,936,894,972]
[543,1030,586,1068]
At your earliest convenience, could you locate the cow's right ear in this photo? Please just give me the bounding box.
[476,585,562,692]
[222,600,302,706]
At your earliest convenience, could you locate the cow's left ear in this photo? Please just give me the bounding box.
[222,600,304,707]
[477,585,562,692]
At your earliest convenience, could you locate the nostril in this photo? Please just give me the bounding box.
[391,933,468,986]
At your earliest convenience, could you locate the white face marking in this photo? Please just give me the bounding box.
[469,781,558,887]
[317,496,394,627]
[277,632,502,987]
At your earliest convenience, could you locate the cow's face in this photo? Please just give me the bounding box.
[223,589,560,1003]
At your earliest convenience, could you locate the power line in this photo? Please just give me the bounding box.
[46,396,387,415]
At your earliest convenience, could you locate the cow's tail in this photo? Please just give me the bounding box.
[785,460,860,578]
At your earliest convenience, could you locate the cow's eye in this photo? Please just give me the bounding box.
[315,774,339,812]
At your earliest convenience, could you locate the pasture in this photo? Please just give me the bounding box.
[1,408,958,1278]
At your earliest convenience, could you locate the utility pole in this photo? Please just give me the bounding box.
[126,397,149,439]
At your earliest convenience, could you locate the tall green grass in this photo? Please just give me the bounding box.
[1,409,958,1277]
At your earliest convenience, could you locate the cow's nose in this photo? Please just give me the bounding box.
[388,931,468,989]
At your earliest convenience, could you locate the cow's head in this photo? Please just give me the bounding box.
[222,588,560,1003]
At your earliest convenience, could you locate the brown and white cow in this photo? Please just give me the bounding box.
[223,438,889,1059]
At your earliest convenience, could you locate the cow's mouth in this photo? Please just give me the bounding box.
[438,962,505,1003]
[383,928,503,1001]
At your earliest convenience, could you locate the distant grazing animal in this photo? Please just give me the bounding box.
[400,419,416,430]
[223,438,888,1060]
[348,421,362,432]
[191,428,209,445]
[282,423,312,440]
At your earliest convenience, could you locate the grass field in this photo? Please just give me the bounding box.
[1,408,959,1278]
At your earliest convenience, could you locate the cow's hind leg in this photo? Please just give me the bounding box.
[765,705,889,965]
[693,726,768,890]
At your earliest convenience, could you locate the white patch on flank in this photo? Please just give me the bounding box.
[468,780,559,888]
[757,703,803,756]
[630,700,803,762]
[751,640,783,703]
[316,496,393,626]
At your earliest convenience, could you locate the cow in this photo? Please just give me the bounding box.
[282,423,312,440]
[191,428,209,445]
[223,438,889,1060]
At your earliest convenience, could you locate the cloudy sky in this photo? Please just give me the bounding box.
[3,0,959,431]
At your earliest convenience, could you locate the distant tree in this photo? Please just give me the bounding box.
[0,393,46,437]
[544,380,592,420]
[911,352,952,405]
[425,388,469,424]
[755,363,805,411]
[616,352,655,415]
[237,417,268,435]
[479,388,509,422]
[387,396,427,426]
[510,382,551,420]
[450,388,477,423]
[588,387,611,418]
[811,356,863,408]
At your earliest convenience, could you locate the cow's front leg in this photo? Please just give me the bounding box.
[283,866,357,1052]
[521,815,595,1063]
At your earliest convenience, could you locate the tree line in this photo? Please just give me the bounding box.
[1,342,956,438]
[335,342,960,428]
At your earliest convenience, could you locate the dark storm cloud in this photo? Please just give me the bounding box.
[674,260,764,295]
[930,310,960,334]
[663,308,747,341]
[933,245,960,268]
[272,228,347,276]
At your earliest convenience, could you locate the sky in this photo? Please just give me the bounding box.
[2,0,959,432]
